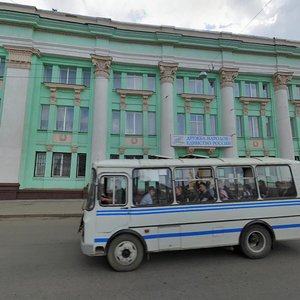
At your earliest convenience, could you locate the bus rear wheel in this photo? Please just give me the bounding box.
[240,225,272,259]
[107,234,144,272]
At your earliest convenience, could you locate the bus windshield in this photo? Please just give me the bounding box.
[84,168,96,211]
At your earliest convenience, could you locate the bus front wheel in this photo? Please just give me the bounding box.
[240,225,272,259]
[107,234,144,271]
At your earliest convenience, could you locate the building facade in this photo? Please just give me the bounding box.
[1,3,300,199]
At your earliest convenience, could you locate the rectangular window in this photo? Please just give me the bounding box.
[59,67,76,85]
[82,69,91,87]
[217,166,257,201]
[56,106,74,131]
[99,175,127,206]
[43,65,52,82]
[266,116,272,137]
[34,152,46,177]
[295,86,300,99]
[287,85,292,100]
[208,79,215,95]
[234,82,240,97]
[77,153,86,177]
[189,79,203,94]
[290,117,297,138]
[127,74,143,90]
[52,153,71,177]
[176,77,184,94]
[79,107,89,132]
[236,116,244,137]
[245,82,257,97]
[190,114,204,135]
[210,115,217,135]
[262,82,269,98]
[125,111,143,135]
[0,57,5,77]
[177,113,185,135]
[148,112,156,135]
[174,167,215,203]
[133,168,173,206]
[248,116,260,137]
[112,111,120,134]
[257,165,296,198]
[147,75,156,92]
[40,105,50,130]
[113,72,121,89]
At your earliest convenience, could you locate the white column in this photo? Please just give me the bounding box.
[91,55,112,162]
[273,72,294,159]
[219,67,239,158]
[0,46,39,183]
[159,62,178,158]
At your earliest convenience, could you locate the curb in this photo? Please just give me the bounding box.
[0,213,82,219]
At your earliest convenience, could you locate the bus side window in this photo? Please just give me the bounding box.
[133,168,173,206]
[98,176,127,206]
[256,165,297,199]
[217,166,257,202]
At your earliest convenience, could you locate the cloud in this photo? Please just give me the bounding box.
[1,0,299,41]
[126,9,147,23]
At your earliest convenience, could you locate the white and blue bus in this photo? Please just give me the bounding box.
[80,158,300,271]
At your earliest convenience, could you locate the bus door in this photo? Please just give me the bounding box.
[96,174,129,233]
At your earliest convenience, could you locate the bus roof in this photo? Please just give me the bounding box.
[92,157,300,170]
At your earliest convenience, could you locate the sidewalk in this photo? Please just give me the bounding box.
[0,199,84,218]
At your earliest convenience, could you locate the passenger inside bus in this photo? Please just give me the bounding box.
[140,186,155,205]
[197,181,214,203]
[175,186,185,203]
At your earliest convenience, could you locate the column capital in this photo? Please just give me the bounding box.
[91,54,112,79]
[272,72,293,91]
[219,67,239,88]
[159,62,178,84]
[4,46,40,69]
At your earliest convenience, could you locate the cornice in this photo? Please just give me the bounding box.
[2,3,300,58]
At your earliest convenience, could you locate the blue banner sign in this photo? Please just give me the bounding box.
[171,135,233,147]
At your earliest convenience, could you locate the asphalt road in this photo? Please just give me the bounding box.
[1,217,300,300]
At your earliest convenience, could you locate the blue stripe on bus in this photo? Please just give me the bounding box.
[94,223,300,243]
[96,199,300,214]
[143,228,242,240]
[96,200,300,216]
[272,223,300,230]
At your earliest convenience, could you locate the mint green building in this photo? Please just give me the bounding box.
[1,3,300,199]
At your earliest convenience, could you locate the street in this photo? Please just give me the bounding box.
[1,217,300,300]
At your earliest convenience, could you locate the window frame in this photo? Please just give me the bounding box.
[125,111,143,135]
[34,152,47,177]
[56,106,74,132]
[190,113,205,135]
[51,152,72,177]
[248,116,261,138]
[59,66,77,85]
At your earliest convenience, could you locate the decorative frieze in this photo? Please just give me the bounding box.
[71,145,78,153]
[239,97,271,116]
[125,137,144,146]
[53,133,72,143]
[180,93,215,113]
[116,89,154,111]
[219,67,239,88]
[91,55,112,79]
[291,100,300,117]
[44,83,85,105]
[272,72,293,91]
[159,62,178,84]
[4,46,40,69]
[46,144,53,152]
[119,147,125,154]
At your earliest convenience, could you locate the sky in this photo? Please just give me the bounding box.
[2,0,299,41]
